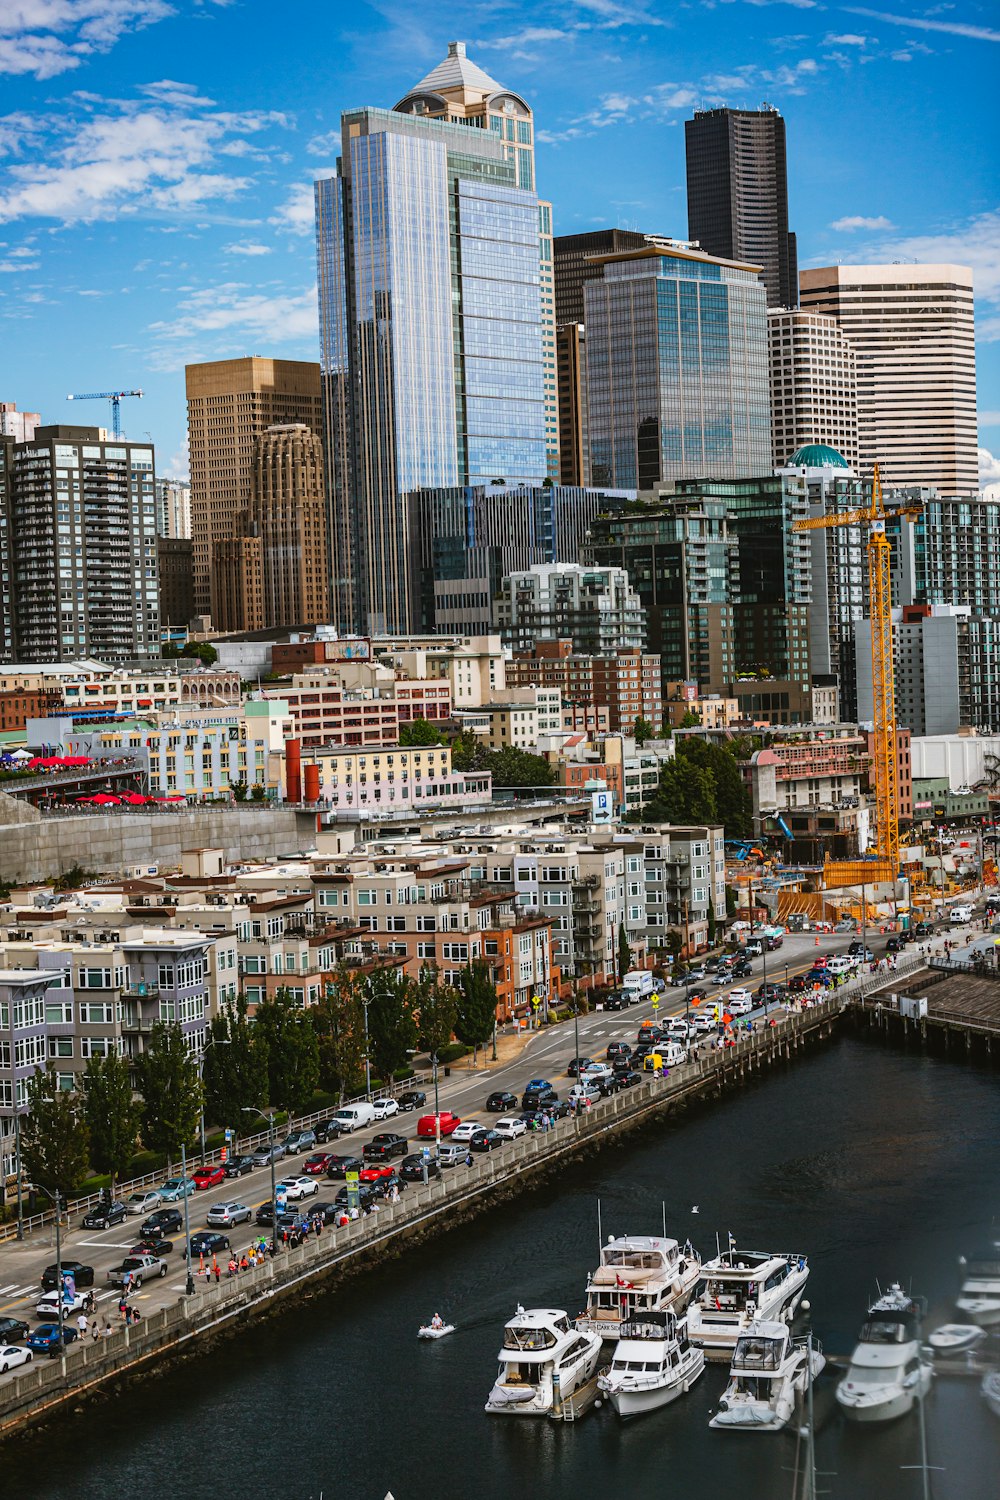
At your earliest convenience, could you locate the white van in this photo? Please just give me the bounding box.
[623,970,654,1001]
[826,956,852,975]
[950,905,973,925]
[331,1103,376,1132]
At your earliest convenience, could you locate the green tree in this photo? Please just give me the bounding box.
[180,641,217,664]
[398,717,441,747]
[253,991,320,1114]
[83,1051,141,1188]
[134,1022,202,1159]
[679,709,701,728]
[707,905,717,945]
[485,746,555,789]
[725,884,739,918]
[454,960,498,1061]
[312,968,368,1100]
[675,738,752,838]
[617,920,631,983]
[202,997,269,1129]
[639,759,718,825]
[19,1065,91,1195]
[413,965,458,1059]
[665,928,684,960]
[229,776,249,802]
[250,783,267,802]
[449,732,489,773]
[365,969,418,1080]
[632,716,654,747]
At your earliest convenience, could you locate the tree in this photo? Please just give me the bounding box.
[253,991,320,1114]
[83,1051,141,1188]
[675,738,752,838]
[449,732,489,773]
[19,1066,91,1196]
[679,709,701,728]
[639,759,718,826]
[312,968,368,1100]
[202,997,269,1129]
[707,905,717,945]
[413,966,458,1059]
[250,783,267,802]
[398,717,441,747]
[632,717,654,747]
[229,776,249,802]
[484,746,555,789]
[134,1023,203,1159]
[665,928,684,960]
[365,969,418,1080]
[617,920,631,983]
[454,960,498,1061]
[180,641,217,664]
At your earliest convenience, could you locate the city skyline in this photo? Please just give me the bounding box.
[0,1,996,486]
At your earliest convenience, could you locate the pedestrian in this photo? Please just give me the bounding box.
[102,1319,112,1338]
[239,1253,249,1272]
[213,1260,221,1284]
[77,1311,89,1338]
[90,1319,99,1342]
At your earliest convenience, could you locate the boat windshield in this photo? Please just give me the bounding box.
[604,1250,667,1270]
[733,1335,784,1370]
[846,1363,903,1385]
[697,1277,757,1311]
[503,1324,558,1351]
[860,1316,912,1344]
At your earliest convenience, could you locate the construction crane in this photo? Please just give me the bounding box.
[792,464,922,887]
[66,389,143,439]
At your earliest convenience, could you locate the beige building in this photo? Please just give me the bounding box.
[799,264,976,491]
[768,308,859,471]
[185,357,324,620]
[376,635,506,708]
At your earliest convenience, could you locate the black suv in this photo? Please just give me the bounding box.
[400,1152,441,1183]
[0,1317,29,1343]
[606,1041,632,1062]
[602,991,628,1011]
[363,1133,408,1162]
[81,1200,126,1230]
[732,960,753,979]
[141,1207,184,1238]
[333,1183,377,1211]
[223,1154,255,1178]
[325,1154,364,1180]
[521,1085,559,1111]
[41,1259,94,1291]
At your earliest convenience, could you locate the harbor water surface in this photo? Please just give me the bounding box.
[8,1036,998,1500]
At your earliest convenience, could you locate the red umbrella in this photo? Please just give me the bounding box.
[121,792,148,804]
[87,793,121,805]
[161,794,187,802]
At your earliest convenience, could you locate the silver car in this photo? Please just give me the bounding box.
[206,1201,252,1227]
[251,1143,285,1168]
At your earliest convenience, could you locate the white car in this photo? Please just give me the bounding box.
[0,1345,32,1373]
[727,988,753,1008]
[275,1176,318,1202]
[35,1289,91,1320]
[666,1017,691,1039]
[494,1116,527,1140]
[371,1097,399,1120]
[449,1122,483,1144]
[125,1190,162,1216]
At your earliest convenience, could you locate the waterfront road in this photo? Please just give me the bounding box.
[0,921,942,1375]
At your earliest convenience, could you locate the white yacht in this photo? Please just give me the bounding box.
[955,1241,1000,1326]
[485,1307,603,1417]
[835,1283,933,1423]
[598,1311,705,1418]
[982,1370,1000,1419]
[686,1247,810,1360]
[577,1234,701,1340]
[709,1320,825,1432]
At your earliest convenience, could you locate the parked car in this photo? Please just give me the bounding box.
[363,1133,408,1161]
[223,1154,255,1178]
[449,1121,483,1144]
[129,1237,173,1258]
[41,1260,94,1292]
[309,1201,341,1225]
[602,990,628,1011]
[281,1129,317,1156]
[324,1154,364,1180]
[400,1152,440,1182]
[568,1082,602,1106]
[521,1085,559,1111]
[313,1118,348,1143]
[333,1183,378,1210]
[36,1288,93,1320]
[276,1176,319,1202]
[416,1112,461,1138]
[205,1201,252,1228]
[0,1318,30,1344]
[250,1143,285,1168]
[158,1177,196,1201]
[566,1058,593,1077]
[192,1165,226,1191]
[81,1200,127,1230]
[470,1128,503,1152]
[0,1345,32,1373]
[494,1116,527,1140]
[732,961,753,979]
[371,1098,399,1121]
[606,1041,632,1061]
[486,1090,518,1112]
[396,1090,427,1113]
[125,1190,162,1217]
[27,1324,77,1357]
[189,1231,231,1257]
[727,994,753,1016]
[436,1142,470,1168]
[140,1207,184,1238]
[303,1152,337,1175]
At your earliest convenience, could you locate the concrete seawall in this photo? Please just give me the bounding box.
[0,997,842,1443]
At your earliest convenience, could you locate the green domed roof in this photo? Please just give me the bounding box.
[788,443,850,469]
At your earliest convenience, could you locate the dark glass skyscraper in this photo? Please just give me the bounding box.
[685,106,797,310]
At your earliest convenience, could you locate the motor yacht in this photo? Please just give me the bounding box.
[577,1234,701,1340]
[485,1307,603,1416]
[709,1320,825,1431]
[835,1283,932,1423]
[686,1247,810,1360]
[598,1311,705,1418]
[982,1370,1000,1419]
[927,1323,985,1356]
[955,1241,1000,1326]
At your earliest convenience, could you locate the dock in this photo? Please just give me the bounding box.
[551,1372,602,1421]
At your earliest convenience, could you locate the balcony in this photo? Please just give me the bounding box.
[122,984,159,1000]
[120,1016,155,1034]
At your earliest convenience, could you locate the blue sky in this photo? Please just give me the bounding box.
[1,0,997,483]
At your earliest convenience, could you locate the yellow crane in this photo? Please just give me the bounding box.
[792,464,922,887]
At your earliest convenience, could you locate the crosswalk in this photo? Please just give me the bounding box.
[0,1282,36,1298]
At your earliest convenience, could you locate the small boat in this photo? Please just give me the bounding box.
[598,1310,704,1418]
[418,1320,455,1340]
[577,1234,701,1341]
[486,1306,603,1416]
[836,1283,932,1424]
[927,1323,986,1356]
[982,1370,1000,1418]
[955,1242,1000,1326]
[709,1319,825,1432]
[686,1246,810,1360]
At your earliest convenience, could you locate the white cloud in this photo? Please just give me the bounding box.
[845,9,1000,43]
[980,448,1000,486]
[306,129,341,158]
[825,32,868,44]
[164,433,188,480]
[269,180,317,235]
[830,214,895,231]
[149,280,319,347]
[979,412,1000,428]
[873,208,1000,302]
[224,241,272,257]
[0,257,40,271]
[0,1,176,80]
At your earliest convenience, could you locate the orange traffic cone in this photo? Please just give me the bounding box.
[814,934,819,946]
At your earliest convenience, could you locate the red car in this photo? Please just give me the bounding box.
[192,1164,226,1190]
[302,1153,336,1176]
[416,1112,461,1139]
[358,1164,396,1185]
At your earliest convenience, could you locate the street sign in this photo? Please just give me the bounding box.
[346,1169,360,1211]
[651,997,659,1011]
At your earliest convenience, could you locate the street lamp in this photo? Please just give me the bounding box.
[431,1053,441,1164]
[180,1140,195,1295]
[35,1186,65,1364]
[197,1036,231,1164]
[13,1108,23,1241]
[242,1106,277,1248]
[362,994,372,1100]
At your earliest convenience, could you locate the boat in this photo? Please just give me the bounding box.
[418,1320,455,1340]
[927,1322,986,1356]
[485,1306,603,1416]
[955,1241,1000,1326]
[709,1319,825,1431]
[835,1283,933,1424]
[598,1310,705,1418]
[982,1370,1000,1418]
[576,1234,702,1340]
[686,1246,810,1360]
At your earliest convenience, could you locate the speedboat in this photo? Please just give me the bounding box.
[418,1320,454,1340]
[982,1370,1000,1419]
[686,1246,810,1360]
[485,1307,603,1416]
[577,1234,702,1340]
[710,1320,825,1431]
[836,1283,932,1423]
[955,1242,1000,1326]
[927,1323,986,1356]
[598,1311,705,1418]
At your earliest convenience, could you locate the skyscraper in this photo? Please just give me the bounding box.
[800,263,977,491]
[185,357,323,620]
[317,42,550,633]
[685,106,797,310]
[553,228,650,326]
[584,240,772,488]
[768,308,859,470]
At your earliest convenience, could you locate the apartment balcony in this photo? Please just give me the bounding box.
[120,1015,155,1034]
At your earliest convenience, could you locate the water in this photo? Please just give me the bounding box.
[7,1036,998,1500]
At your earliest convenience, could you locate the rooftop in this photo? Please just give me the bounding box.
[410,41,504,96]
[787,443,851,470]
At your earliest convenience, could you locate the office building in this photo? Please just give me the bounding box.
[156,537,195,627]
[799,263,977,491]
[685,106,797,310]
[0,402,40,444]
[494,563,645,655]
[855,603,1000,737]
[185,357,323,620]
[584,241,772,488]
[555,323,587,487]
[155,477,191,539]
[896,494,1000,617]
[506,640,663,735]
[768,308,859,470]
[0,425,159,663]
[553,228,651,326]
[316,42,550,635]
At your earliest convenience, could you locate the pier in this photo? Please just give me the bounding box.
[848,960,1000,1063]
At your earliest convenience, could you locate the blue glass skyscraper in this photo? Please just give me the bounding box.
[315,45,547,634]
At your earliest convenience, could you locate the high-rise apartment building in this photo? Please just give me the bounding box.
[494,563,645,655]
[799,263,977,491]
[685,106,797,310]
[555,324,587,487]
[317,42,551,634]
[155,477,191,539]
[185,357,323,620]
[0,402,40,444]
[855,604,1000,736]
[584,241,772,488]
[0,425,159,662]
[768,308,859,470]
